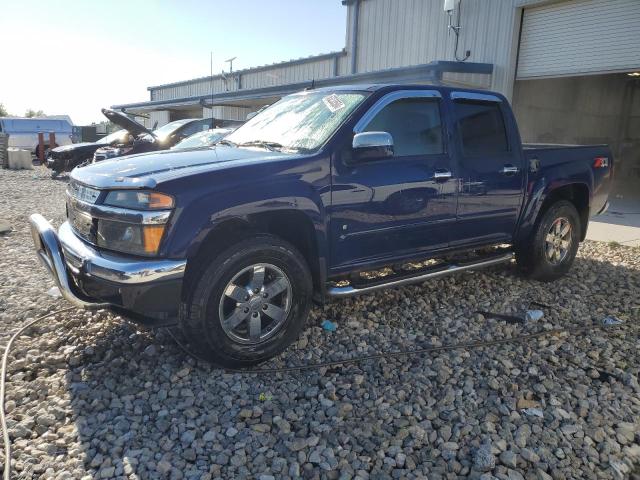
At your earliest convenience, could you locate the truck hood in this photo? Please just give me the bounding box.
[70,146,291,189]
[101,108,152,137]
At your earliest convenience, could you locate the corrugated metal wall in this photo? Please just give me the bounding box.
[348,0,522,97]
[147,111,170,129]
[203,106,252,122]
[151,77,232,102]
[150,56,343,102]
[241,58,336,89]
[517,0,640,79]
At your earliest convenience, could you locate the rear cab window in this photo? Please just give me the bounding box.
[454,99,509,156]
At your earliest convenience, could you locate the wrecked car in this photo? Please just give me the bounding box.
[92,110,213,162]
[46,129,131,177]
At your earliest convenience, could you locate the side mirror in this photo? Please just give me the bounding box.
[352,131,394,162]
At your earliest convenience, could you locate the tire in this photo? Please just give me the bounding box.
[51,170,60,179]
[516,200,581,281]
[179,235,312,367]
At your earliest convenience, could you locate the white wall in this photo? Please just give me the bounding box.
[148,110,170,129]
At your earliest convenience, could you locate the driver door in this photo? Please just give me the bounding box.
[330,90,457,273]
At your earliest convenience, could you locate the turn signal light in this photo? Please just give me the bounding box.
[148,192,175,209]
[143,225,166,254]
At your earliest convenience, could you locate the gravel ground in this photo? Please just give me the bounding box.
[1,166,639,480]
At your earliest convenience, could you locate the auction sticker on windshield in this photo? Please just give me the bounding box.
[323,94,346,113]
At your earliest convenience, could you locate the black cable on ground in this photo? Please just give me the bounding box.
[165,320,634,375]
[1,307,76,480]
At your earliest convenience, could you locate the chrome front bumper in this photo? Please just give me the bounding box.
[29,214,186,310]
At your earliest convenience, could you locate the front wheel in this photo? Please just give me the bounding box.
[179,235,312,367]
[516,200,581,281]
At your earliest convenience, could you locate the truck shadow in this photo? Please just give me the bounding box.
[58,254,639,478]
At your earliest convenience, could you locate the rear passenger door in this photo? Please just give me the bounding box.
[450,92,525,247]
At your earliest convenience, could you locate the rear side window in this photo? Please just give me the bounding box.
[363,97,443,157]
[455,100,508,156]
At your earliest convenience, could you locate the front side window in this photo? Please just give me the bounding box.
[225,91,367,152]
[455,100,509,156]
[363,97,444,157]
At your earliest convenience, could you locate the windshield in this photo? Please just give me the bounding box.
[97,129,128,145]
[225,91,367,152]
[172,129,231,150]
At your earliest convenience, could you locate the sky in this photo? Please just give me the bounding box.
[0,0,347,125]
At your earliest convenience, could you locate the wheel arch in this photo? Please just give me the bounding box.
[539,183,590,240]
[183,209,326,302]
[518,181,591,243]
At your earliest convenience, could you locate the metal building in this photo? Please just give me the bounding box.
[114,0,640,197]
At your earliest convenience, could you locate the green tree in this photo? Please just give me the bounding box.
[25,109,45,118]
[0,103,9,117]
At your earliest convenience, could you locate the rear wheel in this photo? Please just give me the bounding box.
[179,235,312,367]
[516,200,581,281]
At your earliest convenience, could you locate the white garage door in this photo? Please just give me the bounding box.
[517,0,640,79]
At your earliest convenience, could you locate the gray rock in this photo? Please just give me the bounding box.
[143,345,157,356]
[521,448,540,464]
[499,451,518,469]
[156,460,172,474]
[474,444,496,472]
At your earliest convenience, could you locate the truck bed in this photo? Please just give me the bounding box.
[522,142,613,218]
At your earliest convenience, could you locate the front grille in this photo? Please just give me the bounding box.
[67,201,96,244]
[68,181,100,204]
[67,181,100,244]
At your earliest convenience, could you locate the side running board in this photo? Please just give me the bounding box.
[326,252,514,298]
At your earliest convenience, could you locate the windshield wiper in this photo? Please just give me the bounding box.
[217,139,237,147]
[237,140,284,151]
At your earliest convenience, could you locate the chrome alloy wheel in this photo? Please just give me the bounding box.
[218,263,292,345]
[544,217,572,265]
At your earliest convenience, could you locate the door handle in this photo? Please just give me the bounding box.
[432,170,452,181]
[500,165,519,176]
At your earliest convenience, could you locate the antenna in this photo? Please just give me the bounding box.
[225,56,237,73]
[444,0,470,62]
[444,0,460,34]
[443,0,458,13]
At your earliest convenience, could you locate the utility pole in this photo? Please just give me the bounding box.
[210,51,214,120]
[225,56,237,73]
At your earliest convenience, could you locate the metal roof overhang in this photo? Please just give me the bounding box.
[112,61,493,112]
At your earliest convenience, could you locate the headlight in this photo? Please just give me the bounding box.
[96,220,166,256]
[104,190,174,210]
[91,190,174,256]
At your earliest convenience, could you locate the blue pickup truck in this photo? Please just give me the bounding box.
[30,84,613,366]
